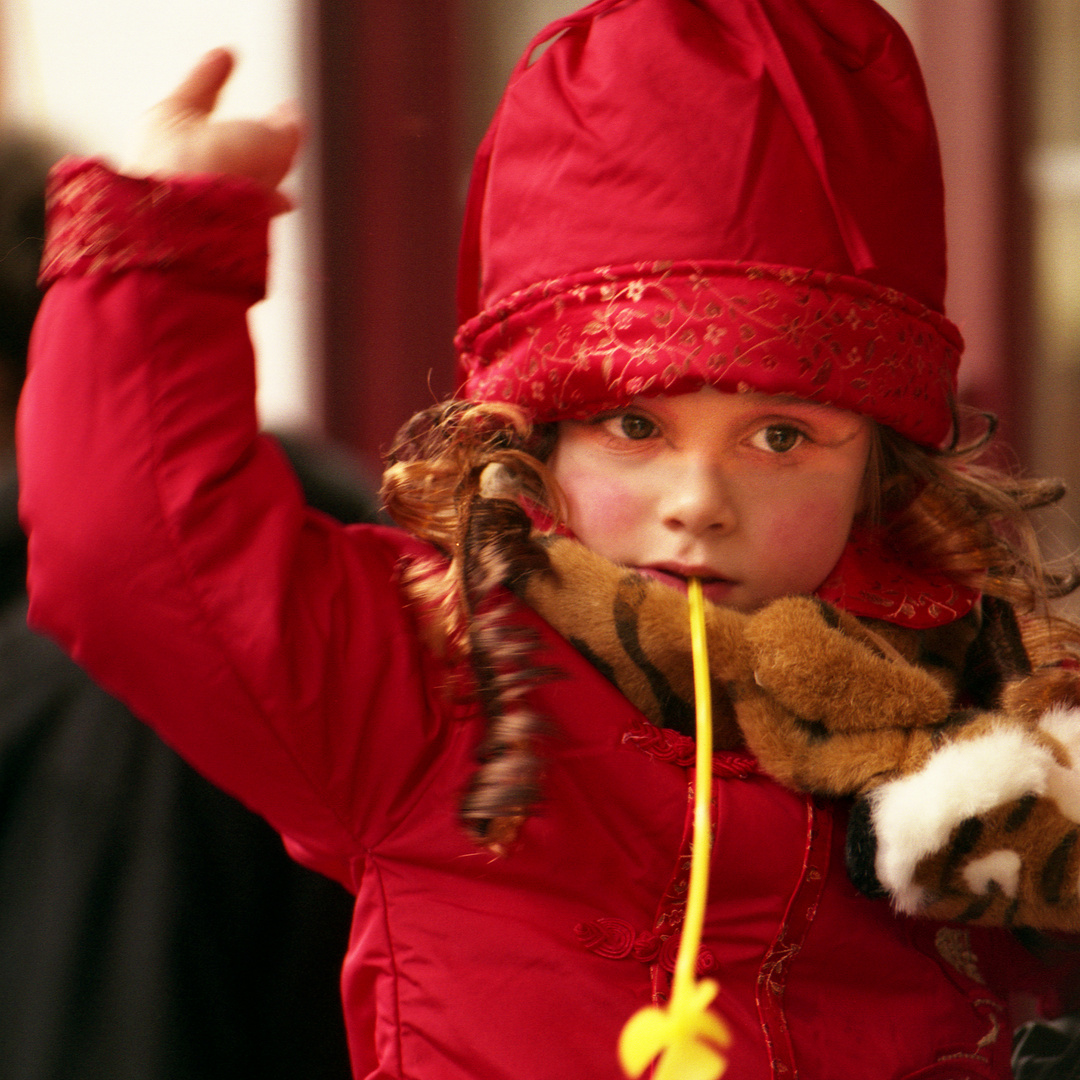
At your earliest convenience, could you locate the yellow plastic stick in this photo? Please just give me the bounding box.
[618,578,731,1080]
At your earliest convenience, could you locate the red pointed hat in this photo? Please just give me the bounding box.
[456,0,963,448]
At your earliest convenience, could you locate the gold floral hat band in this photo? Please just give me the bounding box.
[457,260,963,449]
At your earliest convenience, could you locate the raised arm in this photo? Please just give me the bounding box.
[17,56,445,881]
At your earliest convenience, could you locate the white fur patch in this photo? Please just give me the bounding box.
[478,462,516,498]
[1038,708,1080,823]
[870,724,1054,914]
[962,849,1022,899]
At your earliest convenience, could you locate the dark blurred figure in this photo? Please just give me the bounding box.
[0,132,366,1080]
[1014,1016,1080,1080]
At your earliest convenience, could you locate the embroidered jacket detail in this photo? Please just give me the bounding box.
[755,796,832,1078]
[927,927,1004,1073]
[623,718,759,777]
[574,917,716,976]
[40,157,274,300]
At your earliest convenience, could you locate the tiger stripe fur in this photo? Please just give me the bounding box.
[460,503,1080,931]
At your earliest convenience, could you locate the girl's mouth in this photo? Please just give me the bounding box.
[635,566,735,605]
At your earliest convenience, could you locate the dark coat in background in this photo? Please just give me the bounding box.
[0,450,372,1080]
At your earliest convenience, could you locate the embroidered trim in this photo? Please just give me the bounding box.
[574,916,716,976]
[916,925,1005,1073]
[41,157,274,300]
[458,260,961,447]
[755,797,832,1078]
[817,525,979,629]
[934,927,987,987]
[623,718,760,777]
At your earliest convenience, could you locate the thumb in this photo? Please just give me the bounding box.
[160,47,236,122]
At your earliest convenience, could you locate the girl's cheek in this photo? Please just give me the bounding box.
[565,473,642,537]
[761,494,854,557]
[765,497,825,536]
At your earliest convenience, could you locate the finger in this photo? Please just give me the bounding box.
[264,100,305,154]
[164,47,236,120]
[266,99,305,137]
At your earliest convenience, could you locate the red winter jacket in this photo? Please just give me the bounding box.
[19,160,1050,1080]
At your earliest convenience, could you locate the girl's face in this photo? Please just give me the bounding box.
[548,386,873,612]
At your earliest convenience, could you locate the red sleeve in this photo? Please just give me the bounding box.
[18,160,455,887]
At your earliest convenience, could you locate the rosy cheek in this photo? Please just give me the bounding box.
[762,496,852,563]
[564,474,641,540]
[764,498,823,537]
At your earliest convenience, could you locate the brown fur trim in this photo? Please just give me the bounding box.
[519,539,752,745]
[518,538,970,796]
[914,793,1080,932]
[419,511,1080,933]
[745,597,952,731]
[1002,666,1080,724]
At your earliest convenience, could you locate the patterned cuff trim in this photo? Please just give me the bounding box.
[40,157,276,300]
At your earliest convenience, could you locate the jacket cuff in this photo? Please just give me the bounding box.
[40,157,276,301]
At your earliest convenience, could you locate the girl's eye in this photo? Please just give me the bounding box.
[612,413,657,440]
[753,424,804,453]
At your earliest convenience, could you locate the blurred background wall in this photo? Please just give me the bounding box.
[0,0,315,430]
[2,0,1078,557]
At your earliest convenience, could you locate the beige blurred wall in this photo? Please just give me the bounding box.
[0,0,317,432]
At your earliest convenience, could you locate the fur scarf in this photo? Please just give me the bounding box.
[453,495,1080,932]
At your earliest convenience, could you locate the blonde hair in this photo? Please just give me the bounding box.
[382,402,562,850]
[382,401,560,647]
[867,413,1078,605]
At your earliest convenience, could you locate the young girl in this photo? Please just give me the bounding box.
[18,0,1080,1077]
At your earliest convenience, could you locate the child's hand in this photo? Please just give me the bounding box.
[128,48,302,212]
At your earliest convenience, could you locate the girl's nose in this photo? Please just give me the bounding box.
[659,460,735,536]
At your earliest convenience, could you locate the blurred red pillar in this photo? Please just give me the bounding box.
[312,0,461,472]
[912,0,1031,463]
